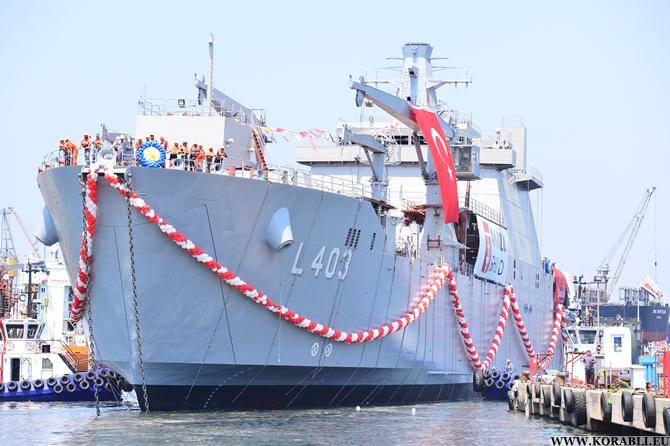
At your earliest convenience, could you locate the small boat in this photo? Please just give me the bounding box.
[0,318,130,402]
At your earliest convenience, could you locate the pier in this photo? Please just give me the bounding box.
[512,382,670,435]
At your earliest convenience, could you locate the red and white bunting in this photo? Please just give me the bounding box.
[70,167,567,371]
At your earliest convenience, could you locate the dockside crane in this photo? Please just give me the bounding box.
[596,187,656,301]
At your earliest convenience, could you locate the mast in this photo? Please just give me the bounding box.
[207,33,214,116]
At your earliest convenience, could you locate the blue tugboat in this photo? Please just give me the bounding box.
[0,319,131,402]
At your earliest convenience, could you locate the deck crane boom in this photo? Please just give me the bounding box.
[597,187,656,300]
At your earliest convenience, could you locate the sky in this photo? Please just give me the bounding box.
[0,1,668,295]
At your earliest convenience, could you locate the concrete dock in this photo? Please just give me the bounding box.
[513,382,670,435]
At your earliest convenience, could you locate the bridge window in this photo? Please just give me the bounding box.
[580,330,597,344]
[42,358,53,370]
[6,324,24,339]
[27,324,39,339]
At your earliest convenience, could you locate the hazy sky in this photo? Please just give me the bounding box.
[1,1,668,295]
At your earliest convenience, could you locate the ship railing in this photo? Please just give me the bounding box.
[49,339,88,373]
[508,166,544,184]
[39,148,136,171]
[459,196,506,228]
[39,150,371,199]
[137,97,265,125]
[262,162,370,198]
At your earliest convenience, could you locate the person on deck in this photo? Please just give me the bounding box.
[80,135,91,163]
[58,139,67,165]
[169,142,180,165]
[65,139,78,165]
[92,134,102,149]
[582,350,597,386]
[216,147,227,163]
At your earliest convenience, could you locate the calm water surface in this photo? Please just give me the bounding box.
[0,400,592,445]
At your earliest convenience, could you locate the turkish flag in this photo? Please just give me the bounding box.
[411,107,459,223]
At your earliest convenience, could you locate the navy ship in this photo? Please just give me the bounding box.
[35,41,564,410]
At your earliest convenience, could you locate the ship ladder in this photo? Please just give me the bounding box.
[251,129,268,174]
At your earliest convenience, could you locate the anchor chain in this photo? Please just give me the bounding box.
[80,172,100,416]
[125,173,150,413]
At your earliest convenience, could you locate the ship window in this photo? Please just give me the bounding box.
[535,273,540,289]
[42,358,53,370]
[393,135,409,145]
[6,324,24,339]
[27,324,39,339]
[613,336,623,352]
[513,260,517,280]
[580,330,597,344]
[370,233,376,251]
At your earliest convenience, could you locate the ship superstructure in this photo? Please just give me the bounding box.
[35,42,562,410]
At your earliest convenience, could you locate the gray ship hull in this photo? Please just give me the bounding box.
[37,166,556,410]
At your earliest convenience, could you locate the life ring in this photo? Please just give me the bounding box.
[137,141,166,168]
[596,344,602,354]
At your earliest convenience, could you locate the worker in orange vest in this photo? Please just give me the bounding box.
[80,135,91,163]
[58,140,67,166]
[92,134,102,149]
[65,139,78,165]
[169,142,180,165]
[135,138,143,150]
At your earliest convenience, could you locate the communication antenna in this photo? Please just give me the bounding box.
[207,33,214,116]
[654,192,658,283]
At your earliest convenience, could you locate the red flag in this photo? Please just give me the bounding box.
[411,107,459,223]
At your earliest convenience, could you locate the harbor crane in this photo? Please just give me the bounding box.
[596,187,656,300]
[0,207,40,261]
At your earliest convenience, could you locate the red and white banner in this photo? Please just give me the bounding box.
[473,219,508,286]
[411,107,459,223]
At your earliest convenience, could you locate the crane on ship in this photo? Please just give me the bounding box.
[595,187,656,301]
